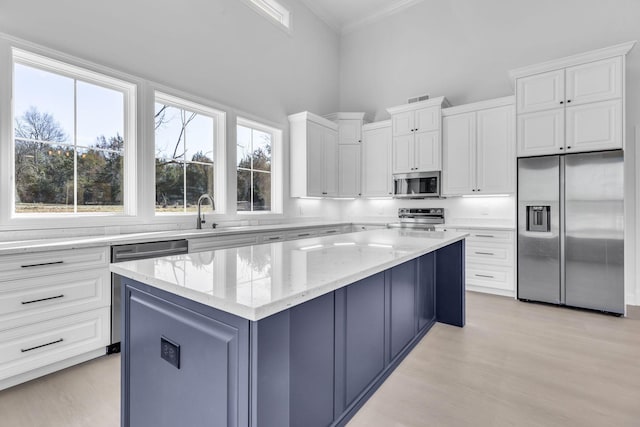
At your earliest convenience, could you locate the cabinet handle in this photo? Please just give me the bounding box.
[21,294,65,305]
[325,230,337,234]
[475,234,495,238]
[266,237,281,241]
[21,338,64,353]
[299,233,311,237]
[475,274,494,279]
[475,252,495,256]
[322,192,327,195]
[21,261,64,268]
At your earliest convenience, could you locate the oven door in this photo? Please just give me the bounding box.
[393,172,440,198]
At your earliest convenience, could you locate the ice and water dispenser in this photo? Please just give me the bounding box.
[526,206,551,232]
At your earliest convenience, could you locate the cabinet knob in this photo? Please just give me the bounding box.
[477,189,481,192]
[559,147,564,150]
[358,140,362,143]
[567,100,572,103]
[567,146,572,149]
[560,101,564,104]
[472,189,476,192]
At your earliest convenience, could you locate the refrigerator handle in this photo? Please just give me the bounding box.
[559,156,566,305]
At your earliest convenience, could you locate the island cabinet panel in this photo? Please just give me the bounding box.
[417,252,436,331]
[390,260,418,359]
[122,281,249,427]
[436,240,466,327]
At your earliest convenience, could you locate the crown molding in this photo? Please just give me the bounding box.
[363,120,391,131]
[442,96,514,117]
[298,0,341,33]
[342,0,424,35]
[508,40,636,82]
[288,111,339,130]
[386,96,450,115]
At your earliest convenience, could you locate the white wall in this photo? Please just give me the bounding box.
[0,0,343,233]
[338,0,640,304]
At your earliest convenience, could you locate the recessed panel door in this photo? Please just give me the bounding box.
[306,122,324,197]
[323,128,338,196]
[415,130,440,171]
[565,57,622,106]
[392,135,414,173]
[442,113,476,195]
[517,109,565,157]
[517,69,565,114]
[565,100,622,153]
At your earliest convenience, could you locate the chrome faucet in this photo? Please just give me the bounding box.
[196,194,215,229]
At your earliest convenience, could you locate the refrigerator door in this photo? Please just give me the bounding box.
[564,151,624,314]
[518,156,561,304]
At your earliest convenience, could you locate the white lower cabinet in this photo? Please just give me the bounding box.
[436,226,515,297]
[0,247,110,390]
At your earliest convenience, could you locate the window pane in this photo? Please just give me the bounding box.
[15,141,74,213]
[76,81,124,149]
[77,148,123,213]
[237,169,251,212]
[186,114,214,164]
[156,159,184,211]
[14,63,73,144]
[155,104,185,161]
[186,162,214,212]
[237,125,252,169]
[252,129,271,172]
[253,171,271,211]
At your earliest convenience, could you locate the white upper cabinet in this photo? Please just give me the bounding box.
[387,97,449,173]
[511,42,635,157]
[289,112,339,198]
[442,98,515,196]
[517,69,565,114]
[338,144,361,196]
[565,57,622,106]
[361,121,393,197]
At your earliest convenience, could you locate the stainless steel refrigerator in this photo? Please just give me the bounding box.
[517,150,624,314]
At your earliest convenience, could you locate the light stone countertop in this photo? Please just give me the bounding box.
[110,229,467,321]
[0,221,353,255]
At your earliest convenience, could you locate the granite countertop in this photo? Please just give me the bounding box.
[110,229,467,321]
[0,221,352,256]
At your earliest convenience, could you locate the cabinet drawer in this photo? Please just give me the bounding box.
[0,307,109,382]
[466,243,514,267]
[0,247,108,282]
[466,264,514,291]
[286,230,318,240]
[189,235,259,252]
[455,229,514,243]
[0,270,110,331]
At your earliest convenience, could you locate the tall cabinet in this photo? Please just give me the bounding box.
[510,41,635,157]
[289,112,338,197]
[387,97,450,173]
[442,97,515,196]
[361,121,393,197]
[325,113,368,197]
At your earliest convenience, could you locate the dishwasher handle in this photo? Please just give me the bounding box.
[113,246,188,261]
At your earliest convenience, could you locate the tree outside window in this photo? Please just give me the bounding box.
[237,123,272,212]
[154,98,216,213]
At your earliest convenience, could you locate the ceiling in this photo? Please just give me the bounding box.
[299,0,423,34]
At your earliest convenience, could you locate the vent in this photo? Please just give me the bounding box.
[407,94,430,104]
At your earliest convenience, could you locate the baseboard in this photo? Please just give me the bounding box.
[466,284,515,298]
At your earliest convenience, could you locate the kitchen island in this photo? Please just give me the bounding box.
[111,229,466,427]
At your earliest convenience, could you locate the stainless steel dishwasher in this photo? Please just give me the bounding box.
[109,239,189,353]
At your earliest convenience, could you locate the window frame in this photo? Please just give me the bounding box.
[153,90,227,216]
[236,117,282,215]
[1,44,137,227]
[243,0,293,33]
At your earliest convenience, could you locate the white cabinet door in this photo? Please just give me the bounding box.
[338,119,362,145]
[517,109,565,157]
[323,128,338,196]
[392,111,414,137]
[392,135,414,173]
[415,106,440,132]
[415,130,440,171]
[565,99,622,153]
[566,57,622,106]
[306,122,325,197]
[442,113,476,195]
[477,106,515,194]
[362,126,392,197]
[338,144,361,196]
[517,69,565,114]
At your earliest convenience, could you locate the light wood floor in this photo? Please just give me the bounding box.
[1,292,639,427]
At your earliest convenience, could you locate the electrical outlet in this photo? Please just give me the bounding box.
[161,336,180,369]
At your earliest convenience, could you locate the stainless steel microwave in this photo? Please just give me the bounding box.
[393,171,441,198]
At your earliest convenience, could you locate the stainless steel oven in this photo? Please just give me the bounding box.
[393,171,441,198]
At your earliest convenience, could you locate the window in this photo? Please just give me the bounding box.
[12,49,135,215]
[155,92,224,214]
[247,0,291,30]
[236,118,281,213]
